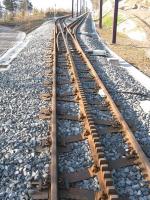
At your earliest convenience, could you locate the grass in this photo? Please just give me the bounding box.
[0,13,45,24]
[97,23,150,76]
[102,12,125,28]
[0,10,70,33]
[0,12,49,33]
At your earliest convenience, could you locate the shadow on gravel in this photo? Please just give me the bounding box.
[78,15,150,155]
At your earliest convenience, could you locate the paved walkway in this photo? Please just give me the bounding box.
[0,25,25,57]
[0,25,26,68]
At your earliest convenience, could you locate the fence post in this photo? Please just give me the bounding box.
[77,0,79,17]
[99,0,103,28]
[112,0,119,44]
[72,0,74,18]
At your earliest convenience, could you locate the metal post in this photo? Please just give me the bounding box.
[83,0,85,13]
[53,6,54,18]
[112,0,119,44]
[77,0,79,17]
[80,0,82,15]
[72,0,74,18]
[55,4,57,17]
[54,4,56,18]
[99,0,103,29]
[86,1,87,12]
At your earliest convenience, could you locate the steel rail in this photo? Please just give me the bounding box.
[58,17,119,199]
[67,15,150,182]
[48,16,80,200]
[32,14,149,200]
[49,16,76,200]
[49,22,57,200]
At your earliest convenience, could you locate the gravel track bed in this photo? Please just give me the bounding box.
[112,166,150,200]
[56,41,100,192]
[59,140,93,173]
[57,102,79,115]
[79,15,150,149]
[77,15,150,200]
[0,21,54,199]
[57,119,83,136]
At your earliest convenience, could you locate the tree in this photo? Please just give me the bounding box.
[28,1,33,11]
[19,0,32,12]
[3,0,17,12]
[0,3,3,17]
[19,0,33,16]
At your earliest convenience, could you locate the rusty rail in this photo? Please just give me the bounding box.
[67,15,150,181]
[49,16,72,200]
[57,16,119,199]
[49,23,57,200]
[33,14,150,200]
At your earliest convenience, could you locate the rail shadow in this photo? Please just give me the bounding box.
[77,15,150,149]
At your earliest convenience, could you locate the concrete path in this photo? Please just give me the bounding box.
[0,26,24,56]
[0,25,26,69]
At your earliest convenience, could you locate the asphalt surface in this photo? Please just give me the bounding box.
[0,25,25,57]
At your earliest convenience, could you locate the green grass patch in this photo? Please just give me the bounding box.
[103,14,112,27]
[103,12,125,28]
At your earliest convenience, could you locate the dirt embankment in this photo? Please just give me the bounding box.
[96,0,150,77]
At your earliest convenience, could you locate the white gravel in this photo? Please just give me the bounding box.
[0,21,54,199]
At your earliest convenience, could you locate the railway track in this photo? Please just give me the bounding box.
[30,14,150,200]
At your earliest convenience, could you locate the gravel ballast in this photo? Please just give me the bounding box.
[0,21,54,199]
[78,14,150,200]
[78,16,150,144]
[0,15,149,200]
[56,49,100,193]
